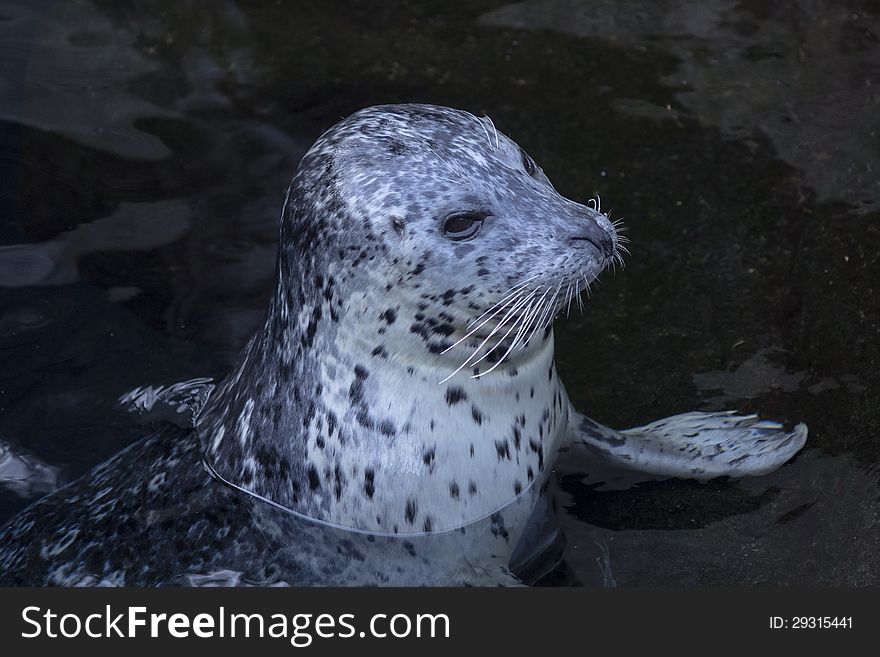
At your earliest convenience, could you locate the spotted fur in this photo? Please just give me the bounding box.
[198,104,615,535]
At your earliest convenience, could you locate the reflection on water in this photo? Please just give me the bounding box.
[0,438,59,498]
[0,201,192,287]
[0,0,878,585]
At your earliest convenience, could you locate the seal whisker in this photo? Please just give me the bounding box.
[473,115,493,149]
[439,289,536,383]
[483,115,499,149]
[474,288,537,353]
[614,242,629,271]
[465,274,540,331]
[582,272,594,297]
[452,286,537,347]
[529,280,563,344]
[510,300,540,352]
[515,286,552,350]
[467,293,539,373]
[442,299,525,383]
[441,287,529,357]
[471,295,541,378]
[507,285,550,352]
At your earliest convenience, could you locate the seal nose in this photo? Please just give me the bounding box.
[570,221,614,259]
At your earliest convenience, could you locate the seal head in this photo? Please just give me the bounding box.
[200,104,619,534]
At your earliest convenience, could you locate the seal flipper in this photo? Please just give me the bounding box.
[118,377,215,428]
[567,409,807,479]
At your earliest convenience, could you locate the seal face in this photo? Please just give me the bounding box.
[200,104,619,535]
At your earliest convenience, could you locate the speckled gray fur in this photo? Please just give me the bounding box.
[0,104,807,586]
[197,104,610,536]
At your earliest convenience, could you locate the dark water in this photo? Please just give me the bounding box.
[1,0,878,585]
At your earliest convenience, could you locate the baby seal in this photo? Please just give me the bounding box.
[0,104,807,586]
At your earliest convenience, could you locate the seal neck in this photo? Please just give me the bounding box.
[198,259,565,535]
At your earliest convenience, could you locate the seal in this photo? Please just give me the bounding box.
[0,104,807,586]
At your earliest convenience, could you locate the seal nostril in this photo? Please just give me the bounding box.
[570,217,615,259]
[571,233,614,259]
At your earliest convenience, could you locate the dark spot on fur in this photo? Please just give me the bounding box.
[307,465,320,491]
[334,464,344,500]
[529,438,545,470]
[445,387,467,405]
[409,322,431,341]
[471,405,483,425]
[490,512,509,542]
[349,379,364,405]
[386,138,407,155]
[326,412,337,437]
[364,468,375,498]
[404,499,418,525]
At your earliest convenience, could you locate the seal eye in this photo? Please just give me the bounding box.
[442,213,484,241]
[521,149,537,177]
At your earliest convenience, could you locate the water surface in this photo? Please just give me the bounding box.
[1,0,878,585]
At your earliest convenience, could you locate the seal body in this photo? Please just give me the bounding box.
[0,104,806,586]
[0,426,538,585]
